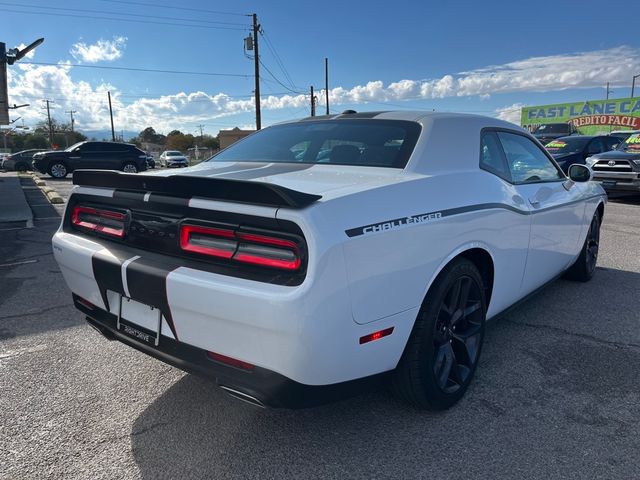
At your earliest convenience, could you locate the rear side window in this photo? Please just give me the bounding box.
[480,131,511,181]
[209,120,421,168]
[497,132,564,184]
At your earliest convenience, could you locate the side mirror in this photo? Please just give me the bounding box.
[568,164,591,182]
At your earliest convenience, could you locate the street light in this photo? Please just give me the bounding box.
[632,74,640,99]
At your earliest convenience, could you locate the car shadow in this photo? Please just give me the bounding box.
[130,267,640,479]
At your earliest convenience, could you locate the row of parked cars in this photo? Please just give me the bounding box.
[0,141,190,177]
[540,130,640,195]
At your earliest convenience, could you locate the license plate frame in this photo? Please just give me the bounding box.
[116,295,162,347]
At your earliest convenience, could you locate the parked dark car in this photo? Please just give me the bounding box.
[532,122,579,145]
[145,154,156,169]
[1,149,46,171]
[33,141,148,178]
[544,136,620,173]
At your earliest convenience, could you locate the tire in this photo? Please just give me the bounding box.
[563,210,601,282]
[48,162,68,179]
[122,162,138,173]
[392,258,486,410]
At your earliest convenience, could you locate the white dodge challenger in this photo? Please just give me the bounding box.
[52,111,605,409]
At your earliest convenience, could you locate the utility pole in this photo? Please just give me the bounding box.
[632,74,640,99]
[197,124,204,140]
[310,86,316,116]
[605,82,611,100]
[252,13,261,130]
[43,99,54,146]
[65,109,77,132]
[107,91,115,141]
[325,57,329,115]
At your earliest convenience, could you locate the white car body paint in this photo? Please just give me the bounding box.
[52,112,606,388]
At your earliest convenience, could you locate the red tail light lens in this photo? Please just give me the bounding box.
[180,224,302,271]
[71,206,126,238]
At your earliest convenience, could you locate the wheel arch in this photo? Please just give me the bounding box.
[596,200,604,221]
[422,243,495,313]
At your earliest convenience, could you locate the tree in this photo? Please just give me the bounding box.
[199,134,220,150]
[166,131,194,152]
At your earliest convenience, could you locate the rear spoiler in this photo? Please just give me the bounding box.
[72,170,322,209]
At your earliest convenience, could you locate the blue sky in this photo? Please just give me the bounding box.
[4,0,640,136]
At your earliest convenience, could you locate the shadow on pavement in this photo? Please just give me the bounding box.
[130,267,640,480]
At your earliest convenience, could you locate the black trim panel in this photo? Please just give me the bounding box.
[76,296,389,409]
[73,169,322,208]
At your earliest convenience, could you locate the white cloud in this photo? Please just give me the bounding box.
[6,46,640,133]
[495,103,524,125]
[70,36,127,63]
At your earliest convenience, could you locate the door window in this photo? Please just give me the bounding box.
[497,132,564,184]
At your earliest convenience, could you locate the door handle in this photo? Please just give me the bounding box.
[68,156,80,159]
[528,198,540,207]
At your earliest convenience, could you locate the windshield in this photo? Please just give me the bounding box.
[533,124,569,135]
[544,137,589,155]
[617,133,640,153]
[65,142,85,152]
[208,119,421,168]
[167,151,183,156]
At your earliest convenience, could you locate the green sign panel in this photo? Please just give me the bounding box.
[521,97,640,134]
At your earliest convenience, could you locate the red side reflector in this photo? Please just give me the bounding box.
[76,296,96,310]
[359,327,394,345]
[206,351,255,371]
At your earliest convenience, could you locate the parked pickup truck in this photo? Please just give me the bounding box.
[587,133,640,194]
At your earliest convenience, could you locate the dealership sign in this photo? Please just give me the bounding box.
[521,98,640,132]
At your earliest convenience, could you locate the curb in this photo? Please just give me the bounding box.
[29,173,65,205]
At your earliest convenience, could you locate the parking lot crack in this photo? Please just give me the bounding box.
[504,319,640,352]
[0,304,70,321]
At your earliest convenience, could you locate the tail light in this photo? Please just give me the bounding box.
[71,205,126,238]
[180,223,302,271]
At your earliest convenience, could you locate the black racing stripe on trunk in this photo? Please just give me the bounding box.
[192,162,271,175]
[125,256,180,340]
[113,190,146,202]
[91,249,126,309]
[214,162,315,180]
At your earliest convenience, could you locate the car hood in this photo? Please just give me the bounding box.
[146,161,418,199]
[589,150,640,161]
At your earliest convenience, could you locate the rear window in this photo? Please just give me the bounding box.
[208,119,421,168]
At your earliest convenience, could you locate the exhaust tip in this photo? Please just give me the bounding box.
[219,385,265,408]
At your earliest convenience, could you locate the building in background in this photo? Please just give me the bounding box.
[218,127,255,149]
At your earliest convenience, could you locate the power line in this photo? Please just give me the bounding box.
[259,59,306,95]
[20,61,252,78]
[260,29,298,92]
[95,0,247,16]
[2,8,249,30]
[0,2,249,26]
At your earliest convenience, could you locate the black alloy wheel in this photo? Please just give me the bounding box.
[432,275,484,394]
[564,210,601,282]
[392,257,486,410]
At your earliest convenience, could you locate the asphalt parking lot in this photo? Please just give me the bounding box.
[1,176,639,480]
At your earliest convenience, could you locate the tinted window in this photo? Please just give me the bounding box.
[604,137,620,150]
[544,136,589,154]
[208,120,421,168]
[533,124,570,134]
[80,143,98,152]
[480,131,510,181]
[587,138,605,154]
[498,132,563,184]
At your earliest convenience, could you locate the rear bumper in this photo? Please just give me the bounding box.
[77,294,388,408]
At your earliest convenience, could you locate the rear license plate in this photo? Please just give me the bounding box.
[117,296,162,346]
